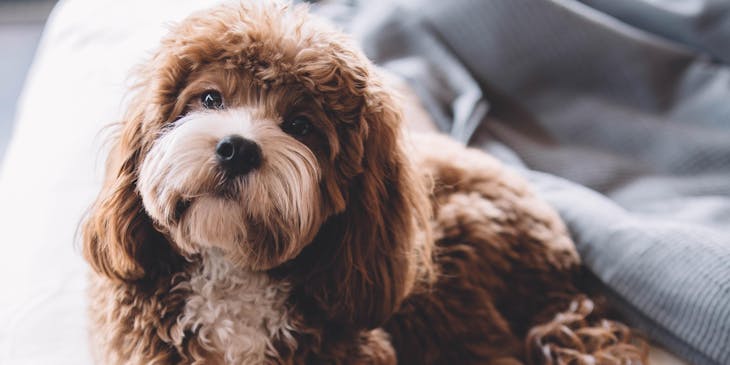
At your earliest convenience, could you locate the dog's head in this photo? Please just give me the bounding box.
[82,2,430,328]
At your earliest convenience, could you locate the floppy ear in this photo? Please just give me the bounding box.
[81,101,181,283]
[339,86,431,328]
[299,77,432,329]
[81,33,193,282]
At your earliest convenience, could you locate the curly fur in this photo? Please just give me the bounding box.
[82,2,648,364]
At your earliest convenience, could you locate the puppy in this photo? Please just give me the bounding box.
[82,2,647,364]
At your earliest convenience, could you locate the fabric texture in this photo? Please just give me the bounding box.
[339,1,730,364]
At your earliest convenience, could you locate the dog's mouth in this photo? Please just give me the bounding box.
[215,177,241,199]
[172,178,242,222]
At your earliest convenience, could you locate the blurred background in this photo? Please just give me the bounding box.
[0,0,56,162]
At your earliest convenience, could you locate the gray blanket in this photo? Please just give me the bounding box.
[316,0,730,364]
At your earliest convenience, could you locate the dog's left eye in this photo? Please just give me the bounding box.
[201,90,224,109]
[281,117,313,137]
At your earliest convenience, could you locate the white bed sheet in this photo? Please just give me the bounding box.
[0,1,686,364]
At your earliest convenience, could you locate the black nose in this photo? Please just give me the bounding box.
[215,135,262,176]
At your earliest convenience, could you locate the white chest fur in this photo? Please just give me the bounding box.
[170,249,296,364]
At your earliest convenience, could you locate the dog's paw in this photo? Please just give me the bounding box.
[526,296,648,365]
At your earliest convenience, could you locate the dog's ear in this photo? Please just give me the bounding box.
[81,39,191,282]
[81,97,181,283]
[340,85,430,328]
[302,72,433,329]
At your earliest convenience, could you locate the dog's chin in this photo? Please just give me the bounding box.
[168,194,307,271]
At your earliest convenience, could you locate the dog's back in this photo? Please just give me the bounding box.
[385,133,645,364]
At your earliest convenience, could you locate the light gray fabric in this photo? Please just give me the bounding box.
[316,0,730,364]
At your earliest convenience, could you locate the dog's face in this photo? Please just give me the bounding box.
[133,5,370,270]
[137,62,331,270]
[83,2,430,327]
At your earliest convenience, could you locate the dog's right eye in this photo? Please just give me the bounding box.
[201,90,224,109]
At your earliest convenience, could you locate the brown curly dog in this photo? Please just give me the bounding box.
[81,2,648,364]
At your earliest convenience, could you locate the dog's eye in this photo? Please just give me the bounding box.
[201,90,224,109]
[281,117,312,137]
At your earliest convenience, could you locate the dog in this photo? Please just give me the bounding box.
[82,2,647,364]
